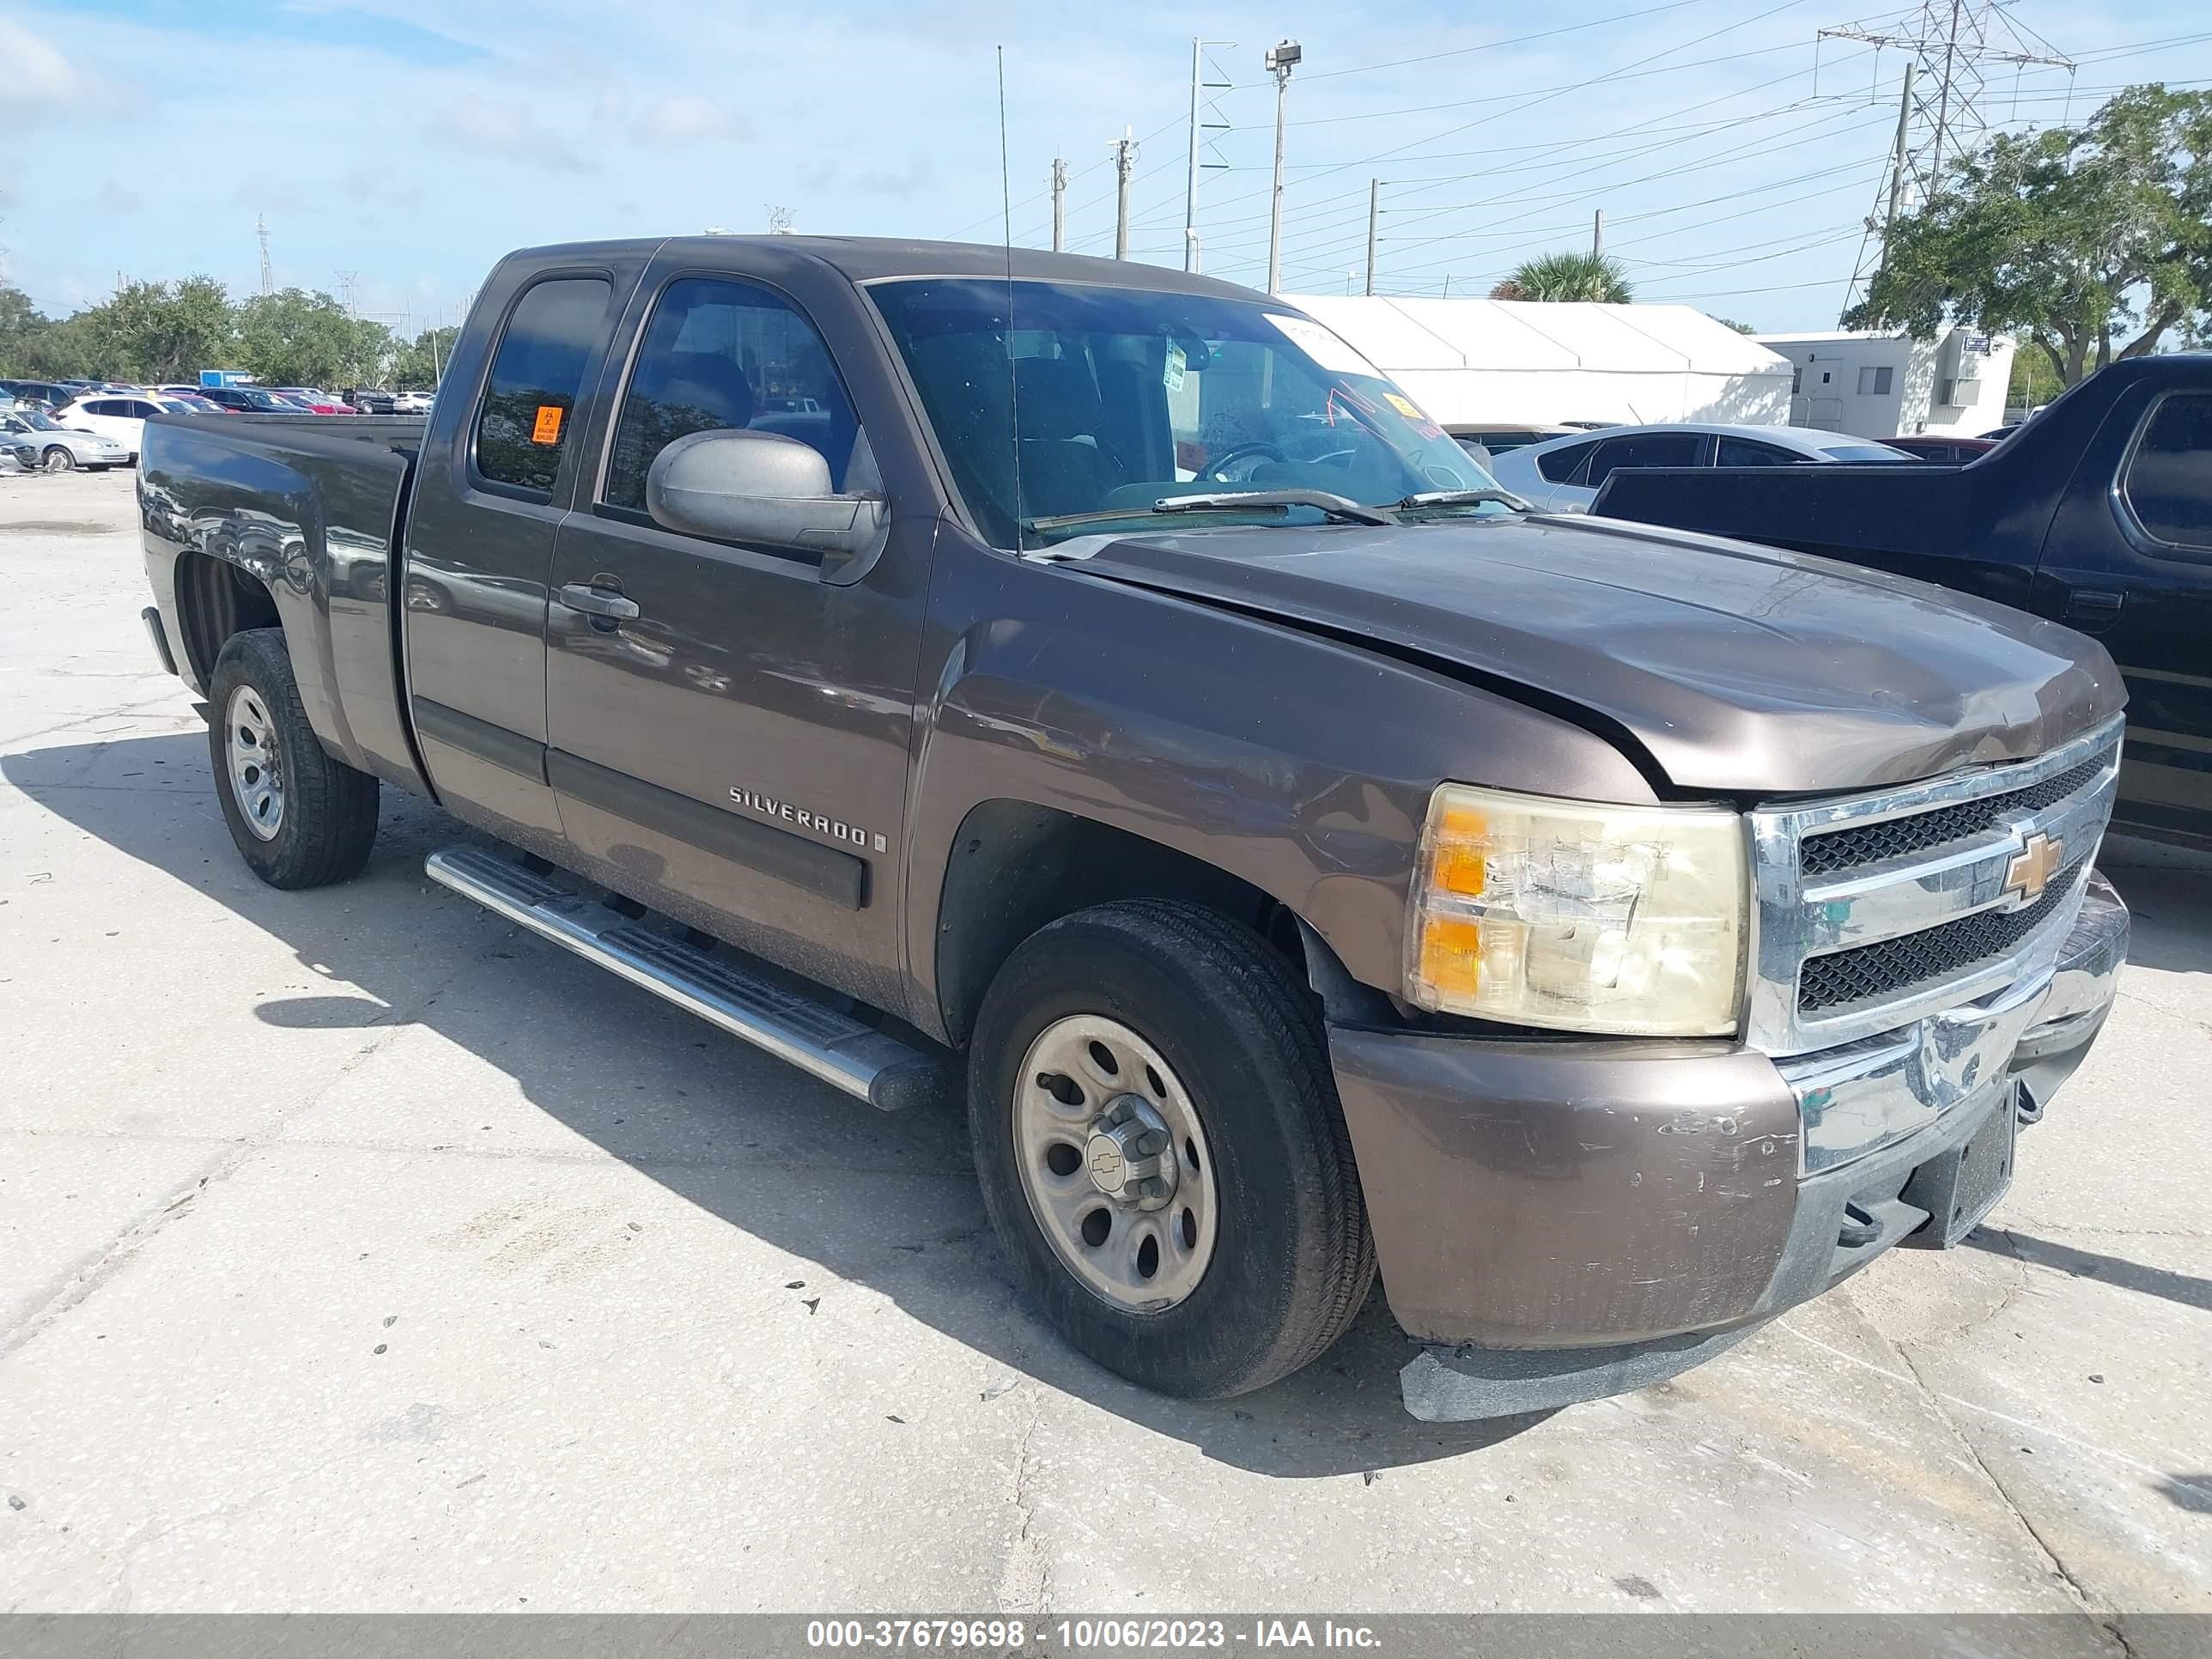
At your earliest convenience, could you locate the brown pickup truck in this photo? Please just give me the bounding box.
[137,236,2129,1419]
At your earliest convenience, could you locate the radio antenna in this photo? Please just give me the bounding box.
[999,45,1024,551]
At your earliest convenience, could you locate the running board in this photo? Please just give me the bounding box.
[424,847,950,1111]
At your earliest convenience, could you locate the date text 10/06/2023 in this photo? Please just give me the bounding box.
[805,1621,1384,1651]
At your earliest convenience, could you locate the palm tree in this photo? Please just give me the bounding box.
[1492,252,1635,303]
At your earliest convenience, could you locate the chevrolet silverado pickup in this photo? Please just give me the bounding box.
[137,237,2130,1419]
[1593,354,2212,850]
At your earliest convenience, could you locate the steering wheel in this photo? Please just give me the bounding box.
[1203,441,1286,483]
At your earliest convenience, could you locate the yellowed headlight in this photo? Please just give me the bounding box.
[1405,783,1747,1036]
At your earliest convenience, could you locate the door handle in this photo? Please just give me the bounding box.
[2060,586,2124,631]
[556,581,640,622]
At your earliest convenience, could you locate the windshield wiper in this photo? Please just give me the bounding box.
[1021,488,1402,538]
[1155,489,1398,526]
[1393,487,1532,514]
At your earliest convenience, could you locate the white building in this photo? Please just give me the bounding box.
[1753,327,2014,439]
[1291,296,1795,428]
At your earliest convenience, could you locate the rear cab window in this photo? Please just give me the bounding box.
[2121,392,2212,555]
[473,276,614,497]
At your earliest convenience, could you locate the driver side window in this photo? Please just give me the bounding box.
[603,276,862,514]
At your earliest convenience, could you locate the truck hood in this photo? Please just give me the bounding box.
[1058,512,2124,794]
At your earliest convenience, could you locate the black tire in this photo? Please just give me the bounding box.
[41,447,74,472]
[207,628,380,889]
[968,899,1376,1398]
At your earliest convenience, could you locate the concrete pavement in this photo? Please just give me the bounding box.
[2,469,2206,1615]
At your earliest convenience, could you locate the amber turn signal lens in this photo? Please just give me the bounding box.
[1417,916,1483,999]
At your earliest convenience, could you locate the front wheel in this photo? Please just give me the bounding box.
[41,447,75,472]
[207,628,380,888]
[969,900,1375,1399]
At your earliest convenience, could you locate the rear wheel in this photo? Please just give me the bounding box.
[969,900,1375,1398]
[207,628,380,889]
[41,447,74,472]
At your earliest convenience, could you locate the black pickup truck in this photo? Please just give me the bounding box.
[138,235,2130,1420]
[1595,354,2212,850]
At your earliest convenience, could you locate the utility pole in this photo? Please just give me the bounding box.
[1111,128,1137,261]
[1592,209,1604,259]
[1264,40,1302,295]
[1364,179,1380,296]
[1183,38,1235,273]
[1883,61,1918,250]
[1821,3,2072,310]
[257,214,274,295]
[1050,156,1067,252]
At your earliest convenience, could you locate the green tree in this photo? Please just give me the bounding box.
[0,282,87,377]
[234,289,392,389]
[386,324,459,391]
[1490,251,1636,302]
[1710,316,1758,334]
[1846,85,2212,387]
[69,276,235,383]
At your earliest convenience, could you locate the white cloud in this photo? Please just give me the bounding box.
[0,18,100,120]
[433,94,589,171]
[593,93,752,146]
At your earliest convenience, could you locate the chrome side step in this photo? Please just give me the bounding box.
[425,846,950,1111]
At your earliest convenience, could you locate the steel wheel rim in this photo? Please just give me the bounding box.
[43,447,72,472]
[1012,1013,1218,1315]
[224,684,284,841]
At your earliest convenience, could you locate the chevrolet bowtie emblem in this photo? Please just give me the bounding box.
[2004,831,2064,903]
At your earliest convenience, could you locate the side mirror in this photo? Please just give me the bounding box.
[645,428,885,568]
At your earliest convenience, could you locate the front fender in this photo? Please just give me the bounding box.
[901,556,1657,1042]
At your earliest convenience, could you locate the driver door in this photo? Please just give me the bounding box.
[542,263,930,1015]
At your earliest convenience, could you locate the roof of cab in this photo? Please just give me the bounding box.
[501,234,1274,303]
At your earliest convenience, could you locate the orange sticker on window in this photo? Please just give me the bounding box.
[531,404,565,446]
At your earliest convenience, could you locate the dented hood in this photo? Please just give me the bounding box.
[1060,513,2124,794]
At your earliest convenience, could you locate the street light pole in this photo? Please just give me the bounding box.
[1264,40,1301,295]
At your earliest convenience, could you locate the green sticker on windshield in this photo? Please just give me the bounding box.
[1164,342,1187,393]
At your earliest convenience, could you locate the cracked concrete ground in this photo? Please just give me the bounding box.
[3,469,2208,1613]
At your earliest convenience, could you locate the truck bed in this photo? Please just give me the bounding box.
[138,411,430,796]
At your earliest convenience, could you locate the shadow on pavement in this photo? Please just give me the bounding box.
[2099,836,2212,977]
[6,732,1545,1479]
[1970,1227,2212,1316]
[2157,1475,2212,1514]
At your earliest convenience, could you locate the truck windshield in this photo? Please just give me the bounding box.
[869,278,1494,548]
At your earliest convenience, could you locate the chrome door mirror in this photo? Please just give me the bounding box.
[644,428,887,566]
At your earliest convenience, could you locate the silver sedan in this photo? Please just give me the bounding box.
[0,409,134,471]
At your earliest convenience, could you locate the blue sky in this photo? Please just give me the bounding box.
[3,0,2209,333]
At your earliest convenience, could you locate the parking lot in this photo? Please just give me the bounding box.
[2,466,2208,1614]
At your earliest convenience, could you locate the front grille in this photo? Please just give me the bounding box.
[1800,754,2107,878]
[1797,863,2082,1013]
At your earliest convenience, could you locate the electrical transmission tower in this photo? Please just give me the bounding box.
[257,213,274,295]
[1821,1,2072,310]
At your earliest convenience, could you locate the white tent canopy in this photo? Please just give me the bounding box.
[1288,296,1795,428]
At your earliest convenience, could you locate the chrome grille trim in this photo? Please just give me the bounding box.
[1746,716,2124,1058]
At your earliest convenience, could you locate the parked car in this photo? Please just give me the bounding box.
[1,378,79,411]
[139,234,2127,1421]
[272,387,352,415]
[391,390,434,415]
[1881,434,2001,464]
[1443,422,1581,465]
[3,440,40,473]
[1594,353,2210,848]
[192,385,313,414]
[1492,422,1915,512]
[1,409,133,471]
[51,392,203,461]
[346,386,401,413]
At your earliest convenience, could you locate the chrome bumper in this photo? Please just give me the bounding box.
[1778,871,2128,1174]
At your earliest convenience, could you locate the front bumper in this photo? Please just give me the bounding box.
[1329,872,2128,1419]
